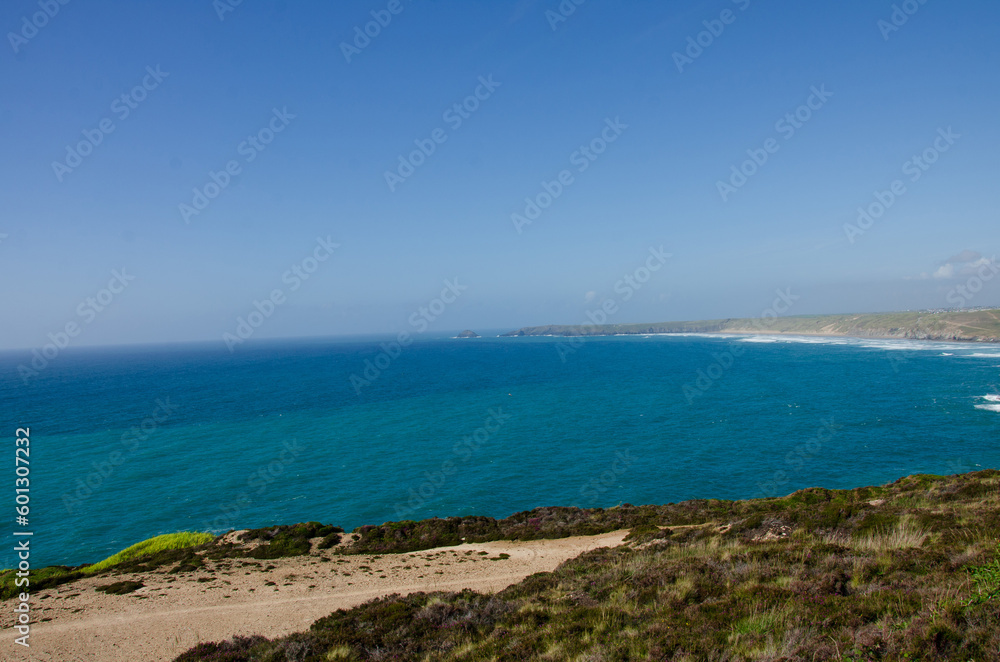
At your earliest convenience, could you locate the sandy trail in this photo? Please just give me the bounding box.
[1,530,628,662]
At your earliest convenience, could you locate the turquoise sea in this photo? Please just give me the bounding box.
[2,332,999,568]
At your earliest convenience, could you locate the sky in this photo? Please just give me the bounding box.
[1,0,998,349]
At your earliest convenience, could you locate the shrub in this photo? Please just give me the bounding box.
[239,522,338,559]
[624,524,668,544]
[173,635,267,661]
[95,580,144,595]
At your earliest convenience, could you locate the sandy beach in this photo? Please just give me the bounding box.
[2,530,628,662]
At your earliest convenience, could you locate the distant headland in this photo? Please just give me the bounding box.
[501,308,1000,343]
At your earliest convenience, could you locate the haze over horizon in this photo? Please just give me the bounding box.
[3,0,999,351]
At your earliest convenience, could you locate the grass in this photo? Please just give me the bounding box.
[0,523,351,600]
[839,517,930,552]
[84,532,214,574]
[0,531,214,600]
[965,543,1000,606]
[172,469,1000,661]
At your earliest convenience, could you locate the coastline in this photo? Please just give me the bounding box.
[499,308,1000,344]
[696,329,996,342]
[505,328,999,344]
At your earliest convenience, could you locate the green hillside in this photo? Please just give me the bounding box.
[501,309,1000,343]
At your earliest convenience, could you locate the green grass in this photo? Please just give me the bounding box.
[83,532,214,574]
[1,524,350,600]
[0,531,214,600]
[965,543,1000,606]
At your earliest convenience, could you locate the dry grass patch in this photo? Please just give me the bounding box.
[851,517,929,552]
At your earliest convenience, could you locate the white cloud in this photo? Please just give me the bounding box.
[927,249,991,280]
[584,290,597,303]
[932,264,955,279]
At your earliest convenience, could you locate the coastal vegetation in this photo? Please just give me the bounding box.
[5,470,999,659]
[168,470,1000,662]
[84,531,215,574]
[0,527,339,600]
[0,531,214,601]
[500,308,1000,343]
[170,469,1000,660]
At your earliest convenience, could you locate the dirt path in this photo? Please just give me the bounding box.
[2,530,628,662]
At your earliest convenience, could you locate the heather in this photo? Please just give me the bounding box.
[174,469,1000,661]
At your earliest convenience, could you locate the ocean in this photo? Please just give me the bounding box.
[2,332,999,568]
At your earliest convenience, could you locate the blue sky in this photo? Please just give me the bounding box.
[1,0,998,349]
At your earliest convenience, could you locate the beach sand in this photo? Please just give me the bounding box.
[1,529,628,662]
